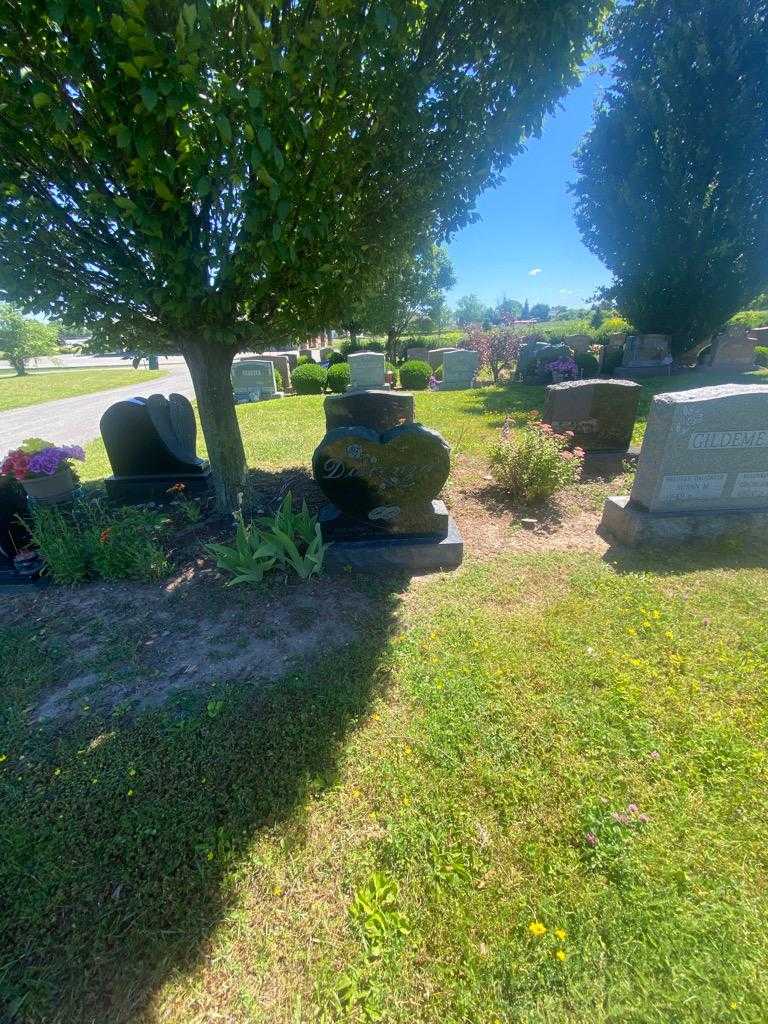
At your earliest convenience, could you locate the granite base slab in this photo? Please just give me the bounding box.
[581,446,640,477]
[105,470,213,504]
[323,517,463,574]
[599,495,768,545]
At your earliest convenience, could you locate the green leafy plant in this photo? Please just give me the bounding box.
[399,359,432,390]
[348,871,410,957]
[754,345,768,368]
[575,352,600,377]
[326,362,351,393]
[291,363,328,395]
[206,493,328,586]
[489,418,584,505]
[27,500,169,583]
[327,351,347,366]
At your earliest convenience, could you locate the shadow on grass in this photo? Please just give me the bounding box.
[602,535,768,576]
[0,569,408,1022]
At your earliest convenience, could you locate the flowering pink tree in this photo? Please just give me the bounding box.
[464,327,524,383]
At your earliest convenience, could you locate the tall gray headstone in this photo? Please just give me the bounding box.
[428,347,459,370]
[407,346,430,362]
[231,358,281,402]
[439,349,479,391]
[262,353,292,392]
[600,383,768,544]
[348,351,386,391]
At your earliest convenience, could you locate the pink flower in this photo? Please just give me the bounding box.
[638,813,650,824]
[611,811,629,825]
[627,803,639,814]
[649,750,660,760]
[585,831,598,847]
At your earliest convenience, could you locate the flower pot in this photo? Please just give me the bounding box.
[21,465,76,505]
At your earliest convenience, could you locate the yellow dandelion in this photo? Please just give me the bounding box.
[53,767,61,776]
[273,885,284,896]
[0,754,7,763]
[528,921,546,937]
[627,628,637,637]
[652,610,661,619]
[127,789,134,797]
[555,949,567,962]
[555,928,567,941]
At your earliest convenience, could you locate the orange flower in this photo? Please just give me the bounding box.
[99,528,111,543]
[166,482,186,494]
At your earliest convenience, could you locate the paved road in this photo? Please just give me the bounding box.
[0,364,195,451]
[0,354,186,372]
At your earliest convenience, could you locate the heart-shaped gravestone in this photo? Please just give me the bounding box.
[312,423,450,532]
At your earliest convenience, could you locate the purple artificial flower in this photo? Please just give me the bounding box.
[27,444,85,476]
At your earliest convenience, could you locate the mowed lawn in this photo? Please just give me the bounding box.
[80,366,768,482]
[2,366,767,1023]
[0,367,164,412]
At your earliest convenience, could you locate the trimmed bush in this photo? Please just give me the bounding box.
[292,363,327,394]
[327,351,347,366]
[399,359,432,390]
[296,355,314,366]
[575,352,600,377]
[326,362,351,393]
[273,368,283,391]
[755,345,768,368]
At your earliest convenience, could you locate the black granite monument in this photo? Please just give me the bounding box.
[0,476,37,586]
[312,390,462,572]
[101,393,212,503]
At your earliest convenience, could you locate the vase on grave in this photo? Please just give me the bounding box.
[21,465,77,505]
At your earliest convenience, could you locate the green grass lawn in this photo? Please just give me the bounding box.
[0,368,164,412]
[4,365,768,1023]
[78,365,768,483]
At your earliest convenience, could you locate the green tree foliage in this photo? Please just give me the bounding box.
[530,302,551,320]
[573,0,768,359]
[0,0,606,508]
[0,303,59,375]
[455,294,491,327]
[348,243,455,360]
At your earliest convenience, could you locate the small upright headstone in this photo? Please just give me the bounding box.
[262,353,292,392]
[565,334,594,355]
[600,383,768,544]
[348,351,387,391]
[324,389,414,434]
[231,358,283,402]
[543,378,642,453]
[319,347,335,363]
[101,393,211,503]
[407,346,430,362]
[428,347,459,370]
[616,334,673,379]
[439,349,479,390]
[708,326,757,372]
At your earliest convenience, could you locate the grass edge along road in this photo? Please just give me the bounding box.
[0,368,164,413]
[1,551,766,1022]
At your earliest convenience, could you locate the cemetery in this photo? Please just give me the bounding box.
[1,1,767,1022]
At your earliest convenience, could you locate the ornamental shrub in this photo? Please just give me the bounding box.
[575,352,600,377]
[296,355,313,366]
[399,359,432,390]
[292,362,328,394]
[327,351,347,366]
[326,362,351,393]
[754,346,768,368]
[489,419,584,505]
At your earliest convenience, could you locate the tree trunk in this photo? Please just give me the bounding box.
[386,329,398,364]
[182,339,246,513]
[13,358,27,376]
[350,329,359,347]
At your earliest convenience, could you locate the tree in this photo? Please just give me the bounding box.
[521,299,531,318]
[572,0,768,360]
[530,302,551,320]
[352,243,455,360]
[0,0,605,509]
[464,325,523,384]
[455,294,490,327]
[0,303,59,375]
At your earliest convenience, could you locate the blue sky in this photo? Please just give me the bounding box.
[445,69,613,310]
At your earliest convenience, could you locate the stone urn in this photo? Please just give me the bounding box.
[21,465,77,505]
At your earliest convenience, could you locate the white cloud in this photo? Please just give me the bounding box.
[528,267,543,277]
[559,288,574,295]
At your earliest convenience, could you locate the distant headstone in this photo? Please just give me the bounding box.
[282,351,299,370]
[517,340,572,383]
[427,347,459,370]
[617,333,673,379]
[324,389,414,434]
[262,353,292,392]
[565,334,594,355]
[439,349,479,390]
[600,383,768,543]
[407,346,430,362]
[101,393,211,503]
[231,358,282,402]
[319,347,335,362]
[708,326,757,372]
[312,389,462,571]
[348,351,386,391]
[543,378,642,452]
[299,348,313,361]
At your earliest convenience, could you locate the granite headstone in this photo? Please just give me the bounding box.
[617,334,673,379]
[324,390,414,433]
[407,346,430,362]
[600,383,768,543]
[348,351,386,391]
[708,326,757,372]
[231,358,281,402]
[439,349,479,390]
[427,347,459,370]
[101,393,211,502]
[262,353,292,392]
[543,378,642,452]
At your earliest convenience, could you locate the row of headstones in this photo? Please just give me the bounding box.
[601,325,768,378]
[231,347,338,402]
